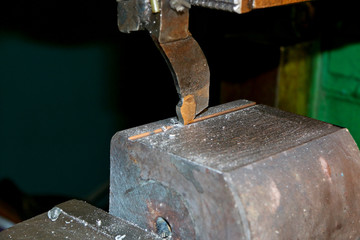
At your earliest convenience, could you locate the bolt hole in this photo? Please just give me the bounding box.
[156,217,172,239]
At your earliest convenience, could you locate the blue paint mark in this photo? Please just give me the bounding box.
[341,172,344,177]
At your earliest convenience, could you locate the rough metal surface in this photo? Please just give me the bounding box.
[118,0,209,124]
[159,37,210,123]
[0,200,160,240]
[189,0,309,13]
[110,100,360,239]
[117,0,312,122]
[151,0,210,124]
[117,0,311,29]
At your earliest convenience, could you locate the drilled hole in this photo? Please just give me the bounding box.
[156,217,172,239]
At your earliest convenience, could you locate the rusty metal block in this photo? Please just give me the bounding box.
[110,99,360,239]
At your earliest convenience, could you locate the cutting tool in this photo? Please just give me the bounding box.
[117,0,309,124]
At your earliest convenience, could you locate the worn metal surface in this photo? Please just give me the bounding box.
[117,0,209,124]
[117,0,311,25]
[158,37,210,124]
[117,0,312,123]
[118,0,209,124]
[151,0,210,124]
[110,99,360,239]
[189,0,310,13]
[0,200,160,240]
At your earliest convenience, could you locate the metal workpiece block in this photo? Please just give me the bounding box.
[110,99,360,240]
[0,200,160,240]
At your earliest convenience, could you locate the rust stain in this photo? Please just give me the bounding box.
[269,180,281,213]
[180,94,196,125]
[146,200,176,239]
[129,155,138,164]
[319,157,332,180]
[146,200,158,222]
[146,199,195,240]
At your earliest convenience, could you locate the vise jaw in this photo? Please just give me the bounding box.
[110,100,360,239]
